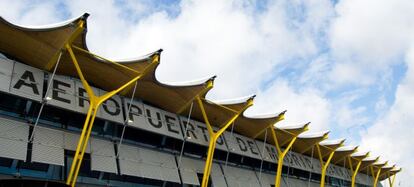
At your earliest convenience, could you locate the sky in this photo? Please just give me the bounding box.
[0,0,413,185]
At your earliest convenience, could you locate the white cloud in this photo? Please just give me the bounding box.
[247,79,332,132]
[329,0,414,86]
[54,0,334,102]
[0,0,335,123]
[329,0,414,185]
[360,44,414,186]
[1,0,413,185]
[0,0,61,25]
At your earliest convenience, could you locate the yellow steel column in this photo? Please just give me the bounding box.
[65,44,97,186]
[388,172,397,187]
[65,44,159,186]
[270,128,291,187]
[348,156,363,187]
[388,173,392,187]
[316,144,336,187]
[270,124,308,187]
[370,166,382,187]
[198,97,253,187]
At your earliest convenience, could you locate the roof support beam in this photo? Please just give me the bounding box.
[198,97,253,187]
[65,44,159,187]
[347,153,369,187]
[349,158,362,187]
[360,157,379,171]
[298,133,329,154]
[270,125,307,187]
[333,147,358,165]
[251,111,286,139]
[176,77,215,114]
[388,172,398,187]
[380,167,401,187]
[370,166,383,187]
[316,143,343,187]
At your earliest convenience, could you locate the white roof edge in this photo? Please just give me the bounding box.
[1,14,86,29]
[374,160,387,165]
[214,94,255,105]
[386,162,396,166]
[298,130,329,138]
[115,54,152,62]
[391,167,401,171]
[160,75,214,86]
[336,145,357,152]
[242,111,285,119]
[382,165,394,169]
[351,151,368,157]
[277,123,306,130]
[363,156,378,161]
[116,49,162,62]
[320,138,345,146]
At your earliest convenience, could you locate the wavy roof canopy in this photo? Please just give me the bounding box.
[299,138,345,160]
[182,96,255,129]
[230,110,286,139]
[360,160,388,175]
[0,14,214,114]
[358,157,380,173]
[343,151,370,170]
[379,167,401,181]
[378,164,396,179]
[331,145,358,165]
[0,14,265,138]
[292,131,329,154]
[0,14,399,182]
[254,123,309,148]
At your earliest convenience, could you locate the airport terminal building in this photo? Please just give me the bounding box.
[0,14,400,187]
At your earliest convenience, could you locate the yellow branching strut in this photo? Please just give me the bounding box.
[198,97,254,187]
[347,152,369,187]
[271,123,309,187]
[316,141,344,187]
[386,168,400,187]
[370,162,387,187]
[61,19,159,187]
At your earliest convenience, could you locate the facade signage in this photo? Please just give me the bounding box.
[179,116,227,151]
[10,62,44,102]
[48,74,76,111]
[0,59,373,183]
[224,131,262,159]
[124,99,184,140]
[255,140,278,163]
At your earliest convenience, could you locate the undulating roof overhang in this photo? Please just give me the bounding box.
[322,139,344,159]
[292,131,329,154]
[343,151,370,170]
[0,14,216,114]
[0,14,400,181]
[231,110,286,139]
[379,164,396,178]
[256,122,310,147]
[331,145,358,165]
[301,138,345,160]
[180,95,255,129]
[361,160,388,175]
[359,157,380,172]
[379,167,401,181]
